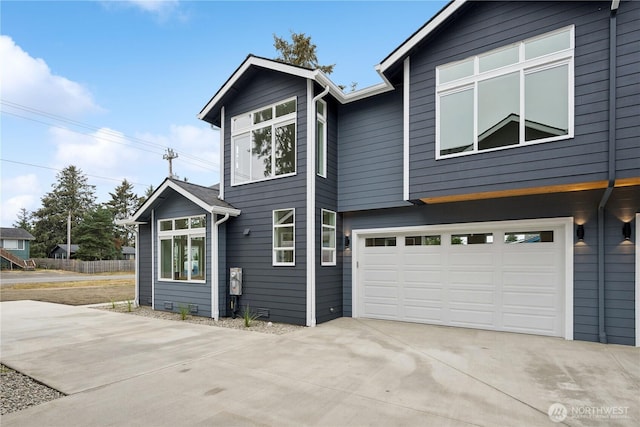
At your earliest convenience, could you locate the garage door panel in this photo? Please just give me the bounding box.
[358,222,565,337]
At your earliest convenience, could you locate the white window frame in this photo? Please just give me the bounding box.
[157,215,206,283]
[435,26,574,160]
[273,208,295,266]
[2,239,22,250]
[316,99,327,178]
[321,209,336,266]
[231,97,297,185]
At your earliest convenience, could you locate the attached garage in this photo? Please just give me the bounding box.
[352,218,574,339]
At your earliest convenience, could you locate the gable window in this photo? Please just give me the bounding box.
[158,215,206,282]
[321,209,336,265]
[316,100,327,177]
[231,98,297,185]
[273,208,295,266]
[436,26,574,158]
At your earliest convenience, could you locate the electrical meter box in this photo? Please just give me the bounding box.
[230,267,242,295]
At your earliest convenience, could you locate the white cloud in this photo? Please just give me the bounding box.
[51,127,144,184]
[102,0,185,22]
[0,35,102,117]
[0,174,42,226]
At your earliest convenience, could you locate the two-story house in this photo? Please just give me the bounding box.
[127,0,639,346]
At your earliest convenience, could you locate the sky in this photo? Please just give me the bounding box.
[0,0,447,227]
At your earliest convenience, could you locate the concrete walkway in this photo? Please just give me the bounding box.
[1,301,638,426]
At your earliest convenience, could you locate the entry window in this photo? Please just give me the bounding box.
[231,98,297,185]
[436,26,573,158]
[273,209,295,266]
[405,235,441,246]
[452,233,494,245]
[321,209,336,266]
[504,231,554,243]
[365,237,396,247]
[158,215,206,282]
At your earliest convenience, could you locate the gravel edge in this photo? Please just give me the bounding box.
[0,365,65,415]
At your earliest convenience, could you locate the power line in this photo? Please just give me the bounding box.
[0,158,153,188]
[1,99,220,171]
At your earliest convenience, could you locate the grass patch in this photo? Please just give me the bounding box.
[4,279,133,290]
[0,280,134,306]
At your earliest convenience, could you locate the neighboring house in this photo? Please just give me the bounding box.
[128,0,639,346]
[49,244,136,260]
[49,244,80,259]
[0,227,35,269]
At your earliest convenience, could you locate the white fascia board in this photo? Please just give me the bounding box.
[198,57,316,120]
[131,180,240,222]
[378,0,467,73]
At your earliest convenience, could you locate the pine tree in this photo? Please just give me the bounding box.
[273,31,335,74]
[75,207,117,261]
[13,208,33,233]
[31,166,96,257]
[106,179,139,247]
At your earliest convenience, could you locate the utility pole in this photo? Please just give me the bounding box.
[163,148,179,179]
[67,211,71,260]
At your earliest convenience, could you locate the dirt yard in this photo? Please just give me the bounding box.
[0,279,134,305]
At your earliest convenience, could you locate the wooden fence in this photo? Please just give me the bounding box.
[33,259,135,274]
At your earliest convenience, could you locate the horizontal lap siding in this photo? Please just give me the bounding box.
[342,187,639,345]
[316,97,343,323]
[338,90,409,211]
[138,222,152,306]
[616,1,640,179]
[408,1,612,199]
[223,71,308,325]
[153,190,212,317]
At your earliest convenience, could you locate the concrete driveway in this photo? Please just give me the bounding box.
[1,301,638,426]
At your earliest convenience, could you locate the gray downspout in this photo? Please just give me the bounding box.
[597,5,618,344]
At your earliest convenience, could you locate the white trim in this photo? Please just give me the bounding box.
[316,99,327,178]
[321,209,337,266]
[634,213,640,347]
[379,0,467,72]
[132,179,240,222]
[211,214,217,320]
[306,79,316,326]
[219,106,225,200]
[351,217,574,340]
[273,208,296,266]
[134,225,139,306]
[151,209,155,310]
[403,57,410,201]
[157,215,207,284]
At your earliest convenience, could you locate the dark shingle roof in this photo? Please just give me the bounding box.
[168,179,236,210]
[0,228,35,240]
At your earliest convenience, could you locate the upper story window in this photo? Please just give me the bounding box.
[158,215,206,282]
[2,239,24,250]
[436,26,574,159]
[231,98,297,185]
[316,100,327,177]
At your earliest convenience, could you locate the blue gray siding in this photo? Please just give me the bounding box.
[138,222,152,306]
[316,96,343,323]
[408,1,615,199]
[337,90,410,211]
[222,70,308,325]
[615,0,640,179]
[342,186,639,345]
[153,189,212,317]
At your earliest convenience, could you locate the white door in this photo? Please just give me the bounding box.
[358,223,565,337]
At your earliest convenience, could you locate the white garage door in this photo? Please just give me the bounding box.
[358,222,566,337]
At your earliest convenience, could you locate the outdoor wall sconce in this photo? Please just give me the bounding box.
[243,228,251,236]
[576,224,585,241]
[623,222,631,240]
[345,235,351,249]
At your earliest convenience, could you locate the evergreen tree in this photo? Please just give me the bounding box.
[106,179,139,247]
[273,31,335,74]
[75,207,117,261]
[31,166,96,257]
[13,208,33,233]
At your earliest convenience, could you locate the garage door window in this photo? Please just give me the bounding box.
[405,235,441,246]
[365,237,396,247]
[452,233,493,245]
[504,231,553,243]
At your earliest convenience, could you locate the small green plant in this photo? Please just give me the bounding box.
[178,305,189,321]
[242,305,260,328]
[110,298,116,309]
[126,300,133,312]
